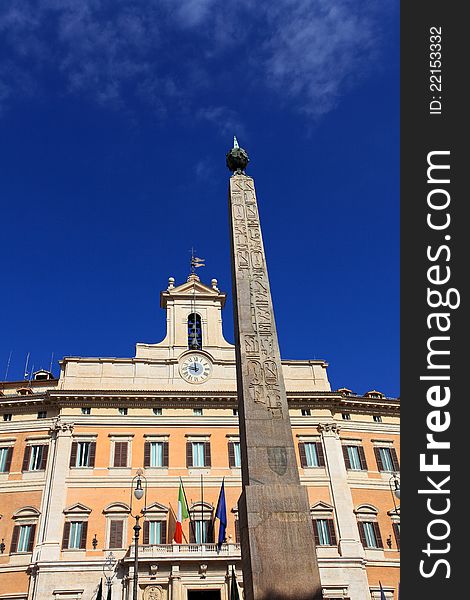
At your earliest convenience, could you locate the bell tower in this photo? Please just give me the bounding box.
[135,274,234,361]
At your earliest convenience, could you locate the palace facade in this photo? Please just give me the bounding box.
[0,274,399,600]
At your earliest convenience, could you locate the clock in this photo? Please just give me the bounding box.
[179,353,213,384]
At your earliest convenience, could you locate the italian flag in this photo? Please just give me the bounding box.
[173,482,189,543]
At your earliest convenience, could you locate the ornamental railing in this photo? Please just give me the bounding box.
[128,543,241,559]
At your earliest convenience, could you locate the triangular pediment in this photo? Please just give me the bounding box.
[143,502,169,514]
[160,276,226,309]
[310,501,334,512]
[64,502,92,515]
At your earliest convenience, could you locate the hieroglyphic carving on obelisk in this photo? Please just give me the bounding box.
[227,139,322,600]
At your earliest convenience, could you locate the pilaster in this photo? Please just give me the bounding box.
[35,418,74,562]
[318,422,371,600]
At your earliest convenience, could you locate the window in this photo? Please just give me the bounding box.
[358,521,383,549]
[299,442,325,468]
[144,441,169,468]
[342,445,367,471]
[313,519,337,546]
[393,522,400,550]
[189,502,214,543]
[3,414,12,422]
[193,408,203,416]
[301,409,311,416]
[232,409,238,416]
[228,441,241,468]
[188,313,202,350]
[374,446,400,472]
[186,440,211,468]
[118,408,128,415]
[373,415,382,423]
[81,407,91,415]
[190,520,213,543]
[235,518,240,544]
[143,520,167,545]
[22,444,48,472]
[153,408,162,416]
[62,521,87,550]
[355,505,383,549]
[342,413,351,420]
[113,441,129,468]
[108,520,124,549]
[70,441,96,468]
[37,411,47,419]
[10,524,36,553]
[0,446,13,473]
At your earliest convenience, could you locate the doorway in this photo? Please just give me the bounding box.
[187,591,221,600]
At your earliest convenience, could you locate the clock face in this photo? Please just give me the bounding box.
[179,354,212,384]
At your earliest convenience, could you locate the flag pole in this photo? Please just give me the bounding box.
[201,473,204,545]
[180,477,196,542]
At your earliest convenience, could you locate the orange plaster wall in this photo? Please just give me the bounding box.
[0,570,30,595]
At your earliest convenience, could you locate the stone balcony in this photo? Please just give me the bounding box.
[127,543,241,561]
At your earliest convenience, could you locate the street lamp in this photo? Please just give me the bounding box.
[389,473,401,513]
[103,552,117,598]
[129,469,147,600]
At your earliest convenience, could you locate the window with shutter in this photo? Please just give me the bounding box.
[10,525,20,553]
[69,442,78,467]
[143,520,150,545]
[113,442,128,468]
[27,524,36,552]
[186,441,193,468]
[62,522,71,549]
[109,520,124,549]
[315,442,325,467]
[374,447,385,471]
[146,442,166,467]
[203,442,211,467]
[144,442,151,467]
[359,521,380,548]
[22,446,31,472]
[235,519,240,544]
[358,446,368,470]
[342,445,351,469]
[80,521,88,549]
[393,522,400,549]
[40,445,49,470]
[390,448,400,472]
[89,442,96,467]
[0,446,13,472]
[162,442,169,468]
[228,441,236,467]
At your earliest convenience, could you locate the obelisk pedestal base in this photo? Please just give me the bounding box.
[238,484,323,600]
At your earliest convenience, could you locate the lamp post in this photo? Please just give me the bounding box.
[389,473,401,514]
[103,552,117,598]
[130,469,147,600]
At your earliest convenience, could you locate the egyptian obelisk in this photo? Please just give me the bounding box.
[227,138,322,600]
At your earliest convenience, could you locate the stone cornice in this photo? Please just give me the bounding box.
[0,389,400,414]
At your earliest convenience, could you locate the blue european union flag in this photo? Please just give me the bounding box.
[215,478,227,551]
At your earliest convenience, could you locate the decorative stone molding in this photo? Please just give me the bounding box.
[199,564,208,578]
[143,585,163,600]
[317,422,342,438]
[49,418,74,436]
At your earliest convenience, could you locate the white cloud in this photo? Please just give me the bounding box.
[0,0,395,122]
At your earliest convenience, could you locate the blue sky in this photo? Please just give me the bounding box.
[0,1,399,397]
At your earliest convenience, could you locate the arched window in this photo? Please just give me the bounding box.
[189,502,213,543]
[188,313,202,350]
[354,504,383,549]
